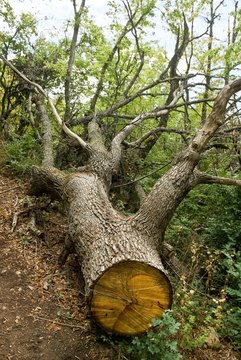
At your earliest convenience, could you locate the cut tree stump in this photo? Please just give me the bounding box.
[90,261,172,335]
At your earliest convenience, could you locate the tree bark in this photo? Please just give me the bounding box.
[34,95,54,167]
[44,169,172,336]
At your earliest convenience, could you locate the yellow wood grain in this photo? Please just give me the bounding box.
[90,261,172,335]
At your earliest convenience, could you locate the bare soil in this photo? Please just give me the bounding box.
[0,171,112,360]
[0,171,240,360]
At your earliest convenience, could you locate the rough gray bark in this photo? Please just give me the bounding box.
[34,95,54,167]
[64,172,167,295]
[64,0,85,124]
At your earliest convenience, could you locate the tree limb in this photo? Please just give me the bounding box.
[64,0,85,123]
[71,74,196,126]
[0,54,90,151]
[88,0,153,113]
[193,171,241,187]
[134,77,241,234]
[190,77,241,155]
[34,94,54,167]
[117,84,184,141]
[125,127,189,148]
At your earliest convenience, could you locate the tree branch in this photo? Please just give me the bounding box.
[122,0,145,97]
[64,0,85,123]
[0,54,90,151]
[34,94,54,167]
[72,74,196,126]
[111,82,185,147]
[190,77,241,155]
[110,82,185,169]
[134,77,241,235]
[193,171,241,187]
[125,127,189,148]
[88,0,152,113]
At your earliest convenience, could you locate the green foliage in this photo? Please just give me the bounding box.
[220,306,241,350]
[221,244,241,300]
[218,243,241,349]
[0,2,37,57]
[204,187,241,246]
[127,312,182,360]
[99,312,182,360]
[166,183,241,351]
[20,236,30,246]
[4,132,40,174]
[172,280,215,350]
[179,320,207,350]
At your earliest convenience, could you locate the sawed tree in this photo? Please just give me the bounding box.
[1,0,241,336]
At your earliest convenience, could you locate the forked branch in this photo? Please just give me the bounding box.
[135,77,241,234]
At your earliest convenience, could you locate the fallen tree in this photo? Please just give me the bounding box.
[3,52,241,334]
[30,77,241,335]
[1,1,241,337]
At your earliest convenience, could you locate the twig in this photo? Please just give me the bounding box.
[112,161,172,188]
[31,314,85,330]
[11,213,18,232]
[0,186,20,195]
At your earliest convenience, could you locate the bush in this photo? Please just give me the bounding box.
[220,306,241,350]
[4,132,40,174]
[127,311,182,360]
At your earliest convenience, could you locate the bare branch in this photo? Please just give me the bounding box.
[190,77,241,155]
[193,171,241,187]
[64,0,86,123]
[111,82,185,148]
[125,127,189,148]
[0,54,89,151]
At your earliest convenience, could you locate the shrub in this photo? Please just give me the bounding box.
[4,132,40,173]
[127,311,182,360]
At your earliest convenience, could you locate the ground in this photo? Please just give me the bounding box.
[0,171,112,360]
[0,171,241,360]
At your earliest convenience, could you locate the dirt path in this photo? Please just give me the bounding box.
[0,172,111,360]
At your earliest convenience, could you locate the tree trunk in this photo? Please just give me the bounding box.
[63,171,172,335]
